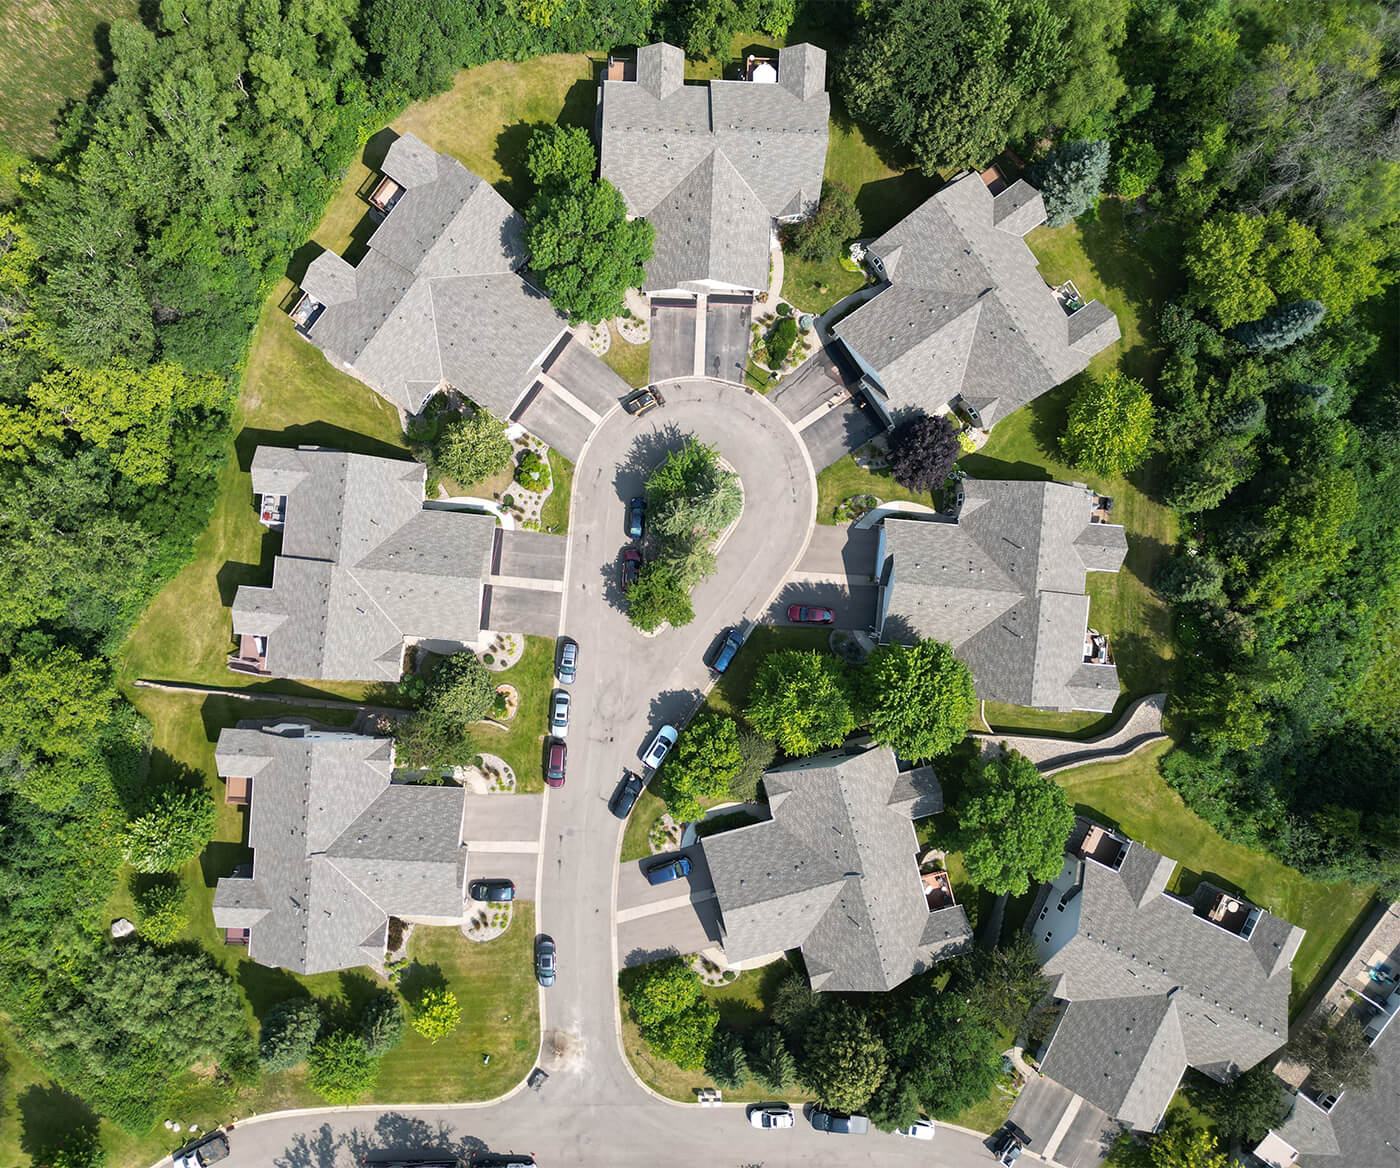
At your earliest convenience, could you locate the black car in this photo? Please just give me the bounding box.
[992,1131,1024,1164]
[627,495,645,539]
[468,878,515,903]
[173,1133,230,1168]
[472,1157,535,1167]
[610,771,646,818]
[535,934,556,987]
[810,1109,869,1135]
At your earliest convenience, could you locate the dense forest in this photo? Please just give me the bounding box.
[0,0,1394,1143]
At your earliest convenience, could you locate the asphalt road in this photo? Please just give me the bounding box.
[205,378,1007,1168]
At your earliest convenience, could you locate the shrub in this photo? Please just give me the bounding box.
[122,786,216,873]
[258,998,322,1072]
[412,988,462,1044]
[514,448,551,492]
[766,316,797,366]
[1110,138,1164,200]
[134,881,188,944]
[786,181,863,263]
[306,1031,379,1104]
[360,991,406,1056]
[704,1028,749,1089]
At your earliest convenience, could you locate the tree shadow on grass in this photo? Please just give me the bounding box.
[331,971,385,1031]
[237,962,311,1020]
[494,120,545,210]
[398,960,448,1005]
[17,1084,99,1159]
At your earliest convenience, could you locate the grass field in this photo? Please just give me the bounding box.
[471,635,555,793]
[0,0,140,165]
[781,254,868,316]
[815,455,931,524]
[1057,742,1374,1006]
[540,449,576,532]
[599,323,651,388]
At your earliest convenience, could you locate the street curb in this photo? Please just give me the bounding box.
[556,400,620,639]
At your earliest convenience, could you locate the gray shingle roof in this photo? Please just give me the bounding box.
[211,725,466,974]
[231,447,495,681]
[642,150,773,293]
[832,172,1120,427]
[1030,818,1304,1128]
[302,133,566,417]
[878,480,1128,711]
[701,744,971,992]
[598,42,828,291]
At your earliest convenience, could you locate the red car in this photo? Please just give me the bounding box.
[788,604,834,624]
[546,740,566,788]
[620,547,642,591]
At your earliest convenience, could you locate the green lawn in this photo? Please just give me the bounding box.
[540,449,575,532]
[815,455,932,525]
[116,303,409,694]
[620,787,666,864]
[472,635,555,794]
[599,323,651,388]
[1057,742,1375,1007]
[981,701,1120,739]
[704,625,834,717]
[780,254,868,316]
[0,0,141,165]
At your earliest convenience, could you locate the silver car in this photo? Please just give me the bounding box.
[550,689,570,738]
[641,723,677,770]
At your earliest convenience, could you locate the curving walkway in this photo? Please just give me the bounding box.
[974,692,1168,774]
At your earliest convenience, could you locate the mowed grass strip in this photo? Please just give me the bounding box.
[1056,741,1375,1007]
[472,634,555,794]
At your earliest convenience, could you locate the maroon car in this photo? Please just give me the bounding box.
[788,604,834,624]
[546,740,566,788]
[620,547,642,591]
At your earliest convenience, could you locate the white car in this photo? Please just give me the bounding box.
[641,723,678,770]
[748,1104,794,1129]
[550,689,571,738]
[896,1119,936,1140]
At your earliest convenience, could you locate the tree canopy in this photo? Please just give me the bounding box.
[888,412,961,495]
[656,713,743,822]
[745,650,857,756]
[955,749,1075,896]
[860,640,975,761]
[801,1001,887,1112]
[1060,370,1156,476]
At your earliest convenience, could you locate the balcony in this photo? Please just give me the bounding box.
[1084,627,1114,666]
[1090,494,1115,524]
[1079,822,1127,870]
[289,291,324,332]
[259,492,286,528]
[228,634,271,677]
[922,868,957,910]
[1052,279,1088,316]
[367,174,404,216]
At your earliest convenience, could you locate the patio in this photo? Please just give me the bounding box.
[1083,628,1114,666]
[1051,279,1088,316]
[228,633,270,676]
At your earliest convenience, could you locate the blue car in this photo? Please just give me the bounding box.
[628,496,645,539]
[711,627,745,673]
[645,855,692,885]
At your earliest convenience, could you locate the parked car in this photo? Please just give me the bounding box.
[620,547,642,591]
[550,688,570,738]
[788,603,834,624]
[365,1160,465,1168]
[622,387,663,416]
[895,1119,936,1140]
[473,1155,535,1167]
[173,1133,230,1168]
[610,771,646,818]
[645,855,692,885]
[810,1109,868,1135]
[747,1104,794,1129]
[992,1131,1024,1164]
[641,724,678,770]
[556,639,577,684]
[545,740,566,788]
[468,878,515,903]
[534,935,556,987]
[711,627,745,673]
[627,495,645,539]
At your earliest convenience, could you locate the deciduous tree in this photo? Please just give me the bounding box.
[1196,1064,1289,1146]
[745,650,856,756]
[1060,370,1156,476]
[626,562,695,632]
[955,749,1075,896]
[802,1002,887,1111]
[306,1031,380,1104]
[525,125,596,194]
[888,412,961,494]
[786,182,862,263]
[860,639,975,761]
[430,409,512,487]
[412,988,462,1044]
[122,786,217,874]
[657,713,743,822]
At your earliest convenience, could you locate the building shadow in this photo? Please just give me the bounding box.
[235,423,410,470]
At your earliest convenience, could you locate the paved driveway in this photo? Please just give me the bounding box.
[800,393,884,471]
[648,297,697,381]
[544,337,631,416]
[495,529,567,583]
[510,380,595,462]
[480,584,562,637]
[702,295,752,383]
[767,347,850,425]
[1009,1077,1119,1168]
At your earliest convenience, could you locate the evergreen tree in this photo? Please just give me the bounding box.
[259,998,323,1072]
[1032,140,1110,227]
[1234,300,1326,352]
